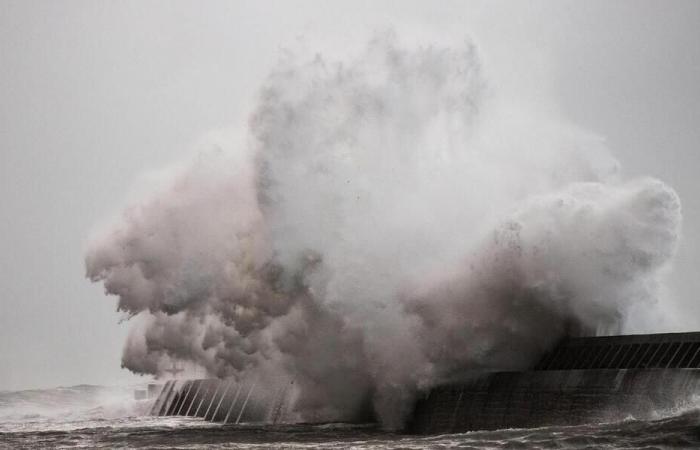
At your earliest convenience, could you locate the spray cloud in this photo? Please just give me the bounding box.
[85,32,681,428]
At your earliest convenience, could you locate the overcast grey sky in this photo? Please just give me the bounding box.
[1,0,699,391]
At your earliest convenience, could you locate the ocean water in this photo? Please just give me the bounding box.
[1,385,699,449]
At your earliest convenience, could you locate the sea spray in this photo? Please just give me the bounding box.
[85,32,681,428]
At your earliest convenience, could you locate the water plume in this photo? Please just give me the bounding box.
[85,32,681,428]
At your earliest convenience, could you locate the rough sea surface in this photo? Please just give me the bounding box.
[1,385,699,449]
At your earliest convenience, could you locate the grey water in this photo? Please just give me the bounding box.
[1,385,699,449]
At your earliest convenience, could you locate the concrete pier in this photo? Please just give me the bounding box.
[149,332,700,433]
[410,331,700,433]
[409,368,700,433]
[150,378,273,424]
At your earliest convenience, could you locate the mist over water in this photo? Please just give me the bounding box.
[85,33,682,428]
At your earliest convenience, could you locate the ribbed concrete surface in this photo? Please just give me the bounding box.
[150,378,289,424]
[411,332,700,433]
[150,333,700,433]
[410,368,700,433]
[536,332,700,370]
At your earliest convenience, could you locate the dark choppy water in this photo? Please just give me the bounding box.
[1,385,699,449]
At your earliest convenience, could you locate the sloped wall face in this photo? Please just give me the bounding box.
[151,333,700,431]
[535,332,700,370]
[150,379,288,424]
[409,369,700,433]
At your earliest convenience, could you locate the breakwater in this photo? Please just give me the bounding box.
[150,379,287,424]
[150,332,700,433]
[410,331,700,433]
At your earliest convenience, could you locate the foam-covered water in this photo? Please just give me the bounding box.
[2,385,699,449]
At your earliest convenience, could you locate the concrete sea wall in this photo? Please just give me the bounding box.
[410,330,700,433]
[409,368,700,433]
[150,378,289,424]
[150,332,700,432]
